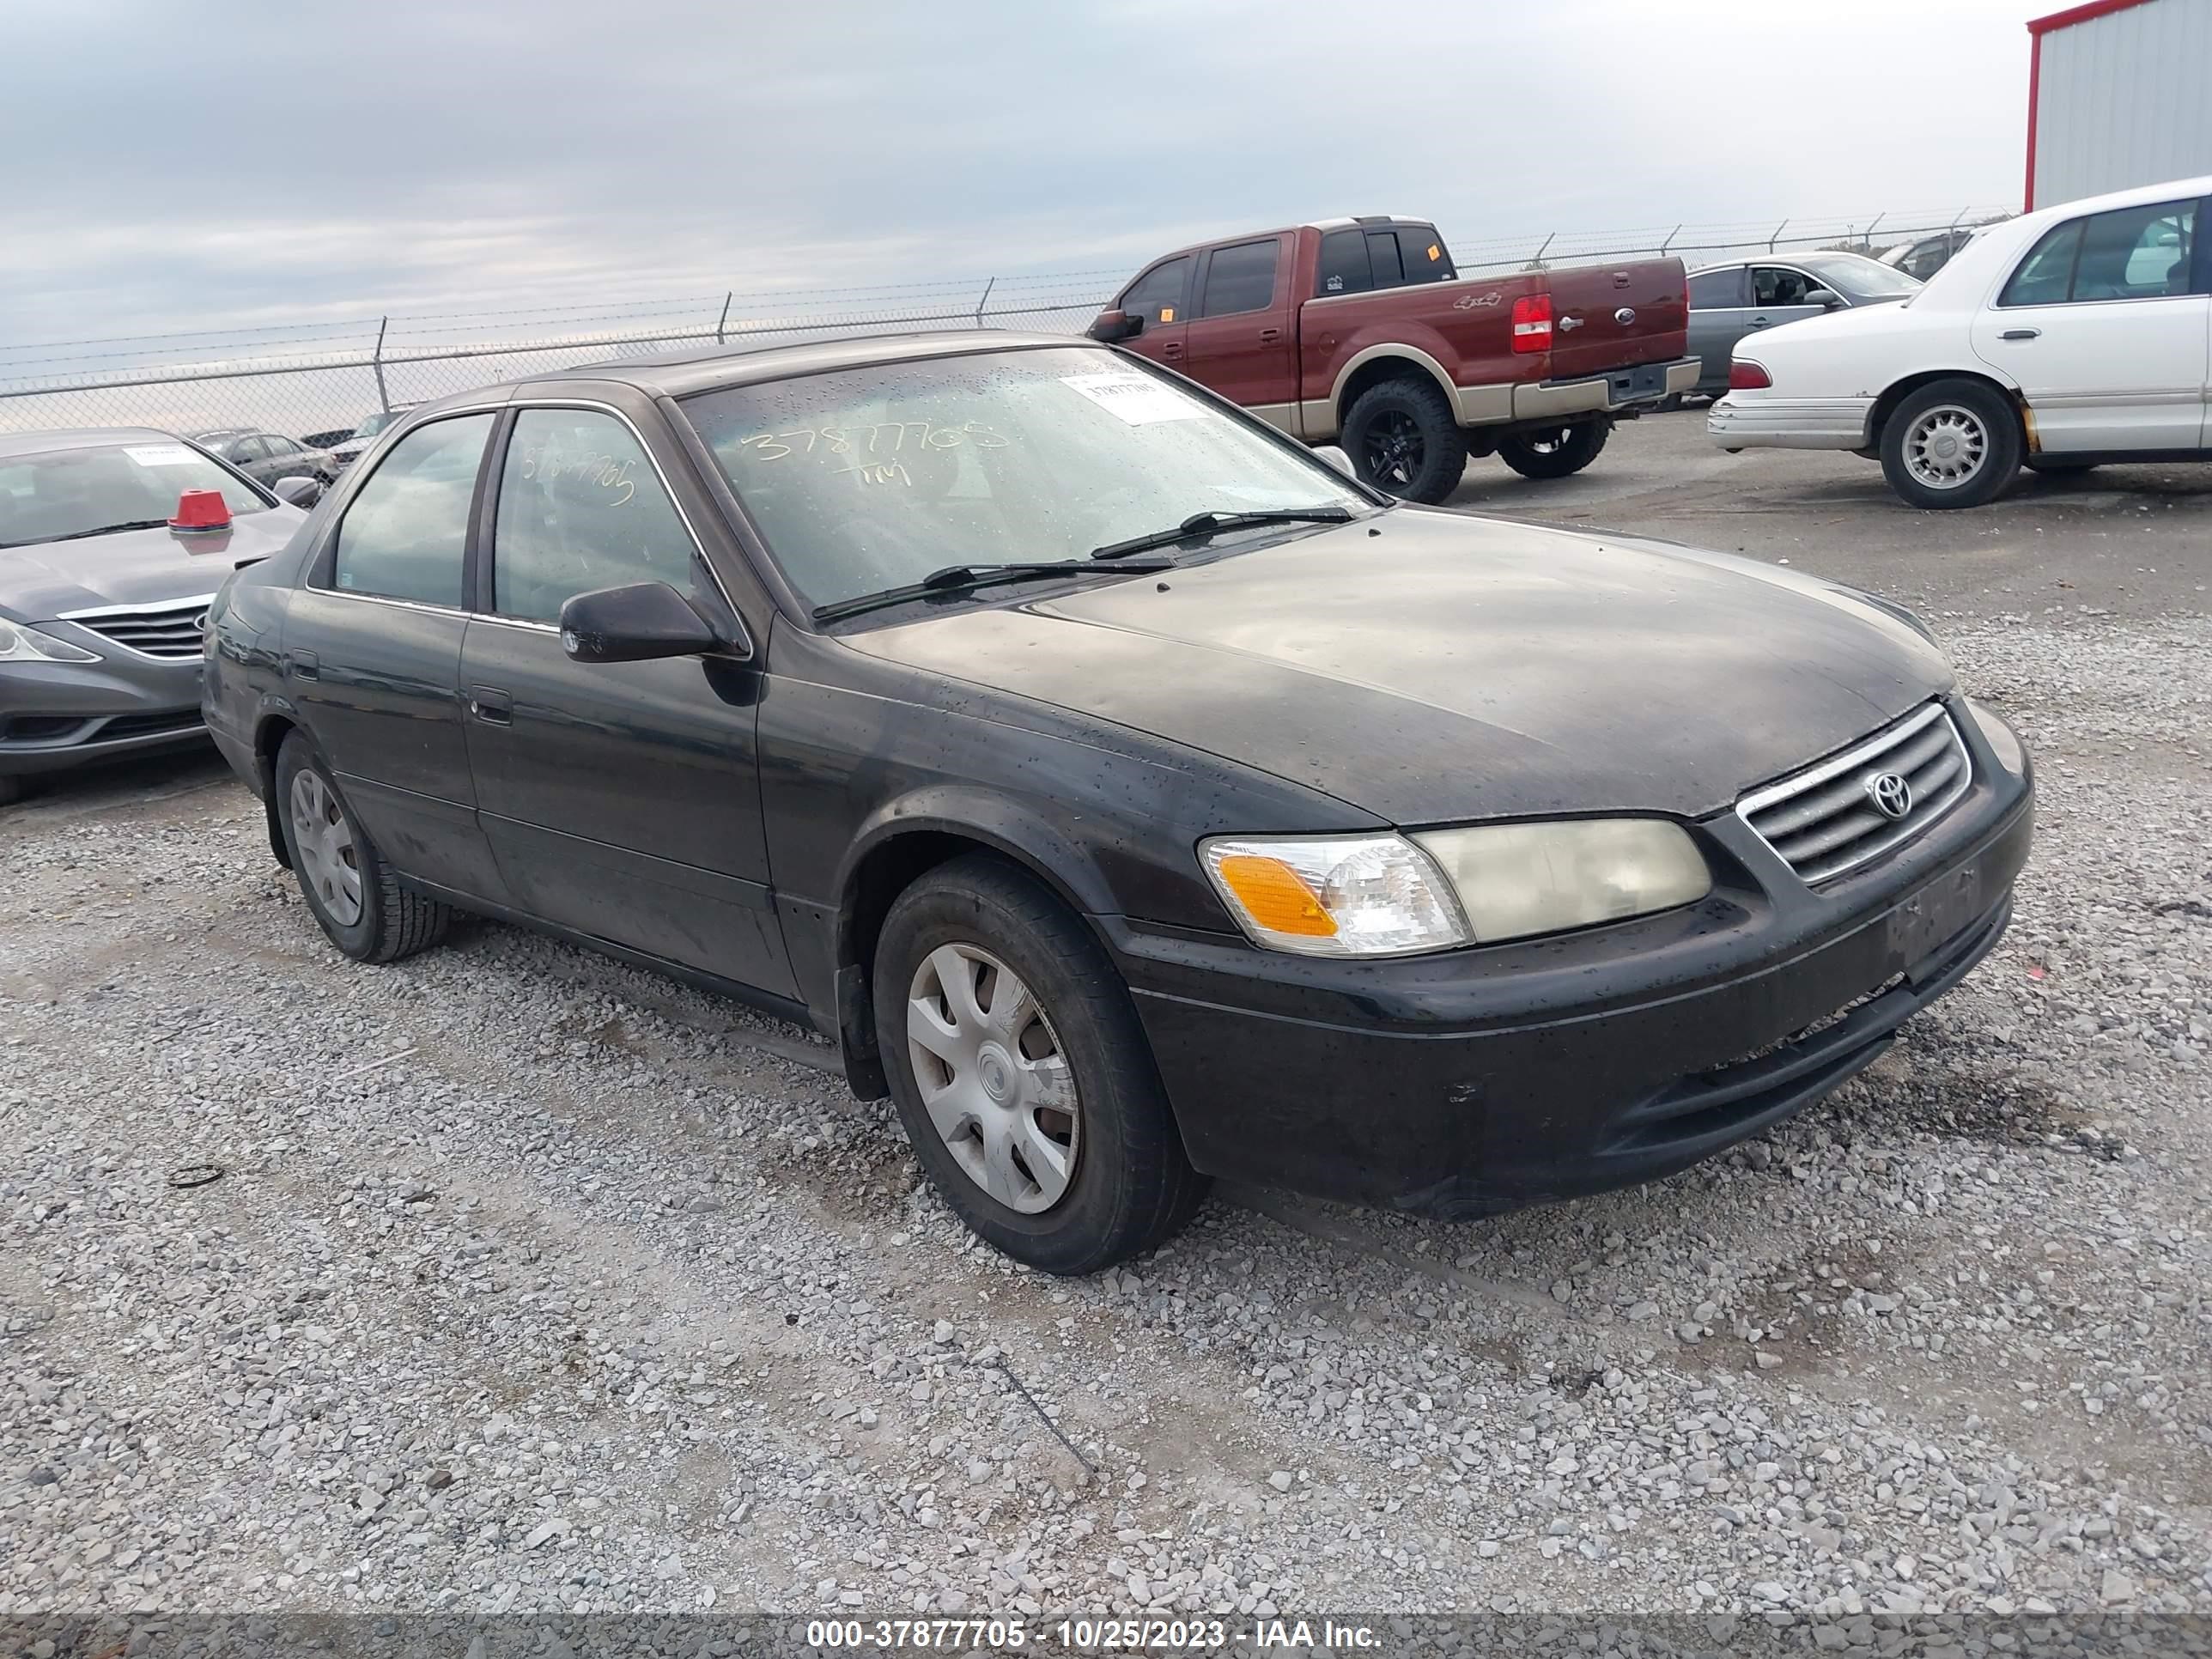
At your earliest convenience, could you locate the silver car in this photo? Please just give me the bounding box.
[1684,252,1923,399]
[0,427,313,805]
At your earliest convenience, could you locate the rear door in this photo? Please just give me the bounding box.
[459,399,794,996]
[285,410,507,900]
[1112,255,1194,374]
[1686,265,1751,392]
[1182,234,1297,426]
[1970,195,2208,453]
[1545,259,1691,377]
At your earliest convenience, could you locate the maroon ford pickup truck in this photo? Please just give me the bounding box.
[1089,216,1696,502]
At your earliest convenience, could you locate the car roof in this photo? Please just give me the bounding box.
[0,425,188,459]
[439,327,1109,406]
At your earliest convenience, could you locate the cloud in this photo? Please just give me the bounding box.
[4,0,2043,348]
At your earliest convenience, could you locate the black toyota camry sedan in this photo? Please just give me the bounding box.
[204,330,2033,1273]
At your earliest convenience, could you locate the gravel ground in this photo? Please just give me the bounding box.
[3,421,2209,1629]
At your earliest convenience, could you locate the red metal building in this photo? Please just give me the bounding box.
[2026,0,2212,209]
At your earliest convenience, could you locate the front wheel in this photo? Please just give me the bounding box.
[1340,376,1468,505]
[873,854,1207,1274]
[1879,380,2022,508]
[1497,419,1610,479]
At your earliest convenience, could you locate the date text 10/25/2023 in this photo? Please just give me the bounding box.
[802,1615,1382,1650]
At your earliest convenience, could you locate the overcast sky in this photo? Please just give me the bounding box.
[5,0,2049,352]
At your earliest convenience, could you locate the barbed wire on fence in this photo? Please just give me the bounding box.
[0,207,2013,441]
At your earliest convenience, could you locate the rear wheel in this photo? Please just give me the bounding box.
[1340,376,1468,505]
[1879,380,2021,509]
[873,854,1207,1273]
[275,732,453,963]
[1497,419,1610,479]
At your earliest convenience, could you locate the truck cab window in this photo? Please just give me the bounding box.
[1121,257,1191,325]
[1393,227,1455,284]
[1317,229,1372,297]
[1199,240,1281,318]
[1365,230,1406,290]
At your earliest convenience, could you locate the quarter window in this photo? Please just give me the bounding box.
[490,409,702,625]
[329,413,492,608]
[1392,226,1455,284]
[1199,240,1281,318]
[1120,257,1190,326]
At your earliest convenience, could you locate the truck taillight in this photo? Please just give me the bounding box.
[1729,361,1772,390]
[1510,295,1553,354]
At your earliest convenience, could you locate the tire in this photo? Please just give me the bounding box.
[274,731,453,963]
[872,853,1208,1274]
[1496,418,1611,480]
[1340,376,1468,505]
[1878,380,2022,509]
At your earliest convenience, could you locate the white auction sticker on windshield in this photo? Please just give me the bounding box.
[123,444,198,467]
[1060,372,1208,425]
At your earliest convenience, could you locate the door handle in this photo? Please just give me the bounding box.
[1258,326,1283,343]
[1557,315,1583,331]
[289,649,319,682]
[2001,328,2041,341]
[468,685,514,726]
[1158,341,1183,358]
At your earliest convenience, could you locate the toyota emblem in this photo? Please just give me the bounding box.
[1864,771,1913,821]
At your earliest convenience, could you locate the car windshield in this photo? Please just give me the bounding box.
[0,441,270,549]
[1800,253,1923,304]
[683,346,1371,611]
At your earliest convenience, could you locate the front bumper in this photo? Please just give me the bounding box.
[1112,708,2032,1218]
[1708,394,1874,450]
[1514,357,1700,421]
[0,652,208,778]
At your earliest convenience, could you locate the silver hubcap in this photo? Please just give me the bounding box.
[905,943,1079,1213]
[1903,404,1988,489]
[289,770,362,927]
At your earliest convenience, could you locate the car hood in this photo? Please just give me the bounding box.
[843,509,1954,823]
[0,508,306,621]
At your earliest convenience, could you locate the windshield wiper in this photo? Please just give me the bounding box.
[14,519,173,547]
[812,556,1176,625]
[1088,505,1356,562]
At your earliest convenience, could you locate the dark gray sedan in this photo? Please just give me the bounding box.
[191,428,343,488]
[1685,252,1923,398]
[0,428,309,805]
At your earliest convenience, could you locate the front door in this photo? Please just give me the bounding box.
[287,410,506,899]
[459,403,795,997]
[1971,195,2208,453]
[1182,235,1298,430]
[1744,265,1827,343]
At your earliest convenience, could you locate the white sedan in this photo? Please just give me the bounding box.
[1711,173,2209,508]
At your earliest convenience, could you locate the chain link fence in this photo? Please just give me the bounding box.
[0,206,2012,446]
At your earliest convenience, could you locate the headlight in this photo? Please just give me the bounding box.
[1413,819,1711,945]
[1200,834,1468,958]
[0,619,100,664]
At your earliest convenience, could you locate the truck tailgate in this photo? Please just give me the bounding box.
[1544,258,1687,380]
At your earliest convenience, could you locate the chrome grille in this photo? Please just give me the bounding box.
[59,594,216,661]
[1738,703,1971,884]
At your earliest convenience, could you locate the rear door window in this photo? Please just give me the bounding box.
[329,413,493,608]
[1317,229,1372,296]
[1999,222,2082,306]
[1120,257,1191,326]
[489,409,705,624]
[1688,267,1745,307]
[1198,240,1281,318]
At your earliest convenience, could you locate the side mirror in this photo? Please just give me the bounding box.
[1086,308,1144,343]
[559,581,732,665]
[272,475,324,509]
[1313,446,1358,479]
[1805,289,1844,310]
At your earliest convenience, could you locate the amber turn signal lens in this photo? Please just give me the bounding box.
[1211,854,1338,938]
